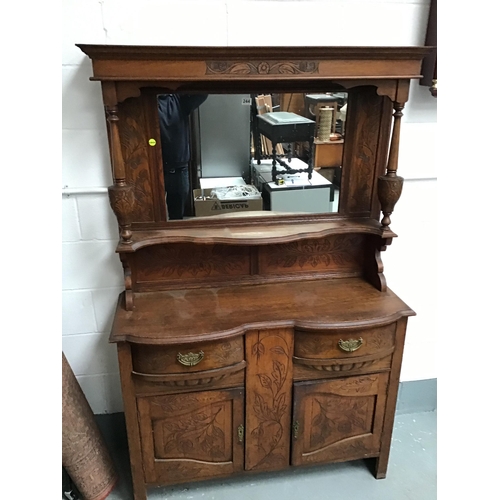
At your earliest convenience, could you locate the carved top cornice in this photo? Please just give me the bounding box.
[77,45,434,83]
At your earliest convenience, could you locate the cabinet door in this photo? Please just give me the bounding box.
[291,373,388,466]
[137,388,244,485]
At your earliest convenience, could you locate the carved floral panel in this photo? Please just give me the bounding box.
[135,244,251,283]
[206,60,319,75]
[138,388,244,484]
[153,401,231,461]
[245,329,294,472]
[260,235,365,275]
[306,394,375,452]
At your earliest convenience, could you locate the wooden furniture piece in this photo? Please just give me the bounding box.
[255,111,316,183]
[314,139,344,168]
[77,44,433,500]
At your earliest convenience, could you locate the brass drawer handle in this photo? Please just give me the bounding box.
[338,338,363,353]
[177,350,204,367]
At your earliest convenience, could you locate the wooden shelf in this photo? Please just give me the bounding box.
[110,277,414,344]
[117,217,392,252]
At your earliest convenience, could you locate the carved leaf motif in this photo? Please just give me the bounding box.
[310,404,335,449]
[270,346,286,356]
[161,405,226,461]
[276,63,297,74]
[309,395,373,451]
[258,374,273,391]
[228,63,252,74]
[248,337,291,470]
[272,360,286,392]
[253,393,272,422]
[252,341,265,360]
[206,60,319,75]
[274,393,287,420]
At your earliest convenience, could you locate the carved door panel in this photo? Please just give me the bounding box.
[291,373,389,466]
[137,387,244,485]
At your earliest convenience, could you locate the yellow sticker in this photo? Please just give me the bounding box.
[148,138,157,146]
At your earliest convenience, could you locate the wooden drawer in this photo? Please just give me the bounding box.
[131,336,245,388]
[293,323,395,373]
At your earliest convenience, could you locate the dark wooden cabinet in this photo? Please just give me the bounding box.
[78,44,433,499]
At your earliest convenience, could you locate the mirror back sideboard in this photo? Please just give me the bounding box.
[78,44,432,500]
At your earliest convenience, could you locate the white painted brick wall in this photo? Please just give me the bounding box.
[62,0,436,414]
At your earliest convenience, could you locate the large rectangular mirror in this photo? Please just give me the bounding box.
[156,92,348,221]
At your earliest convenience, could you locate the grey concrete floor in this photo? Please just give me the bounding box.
[105,410,436,500]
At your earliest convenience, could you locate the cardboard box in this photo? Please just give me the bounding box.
[193,189,263,217]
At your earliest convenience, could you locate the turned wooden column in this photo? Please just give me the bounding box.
[377,102,405,233]
[106,104,135,244]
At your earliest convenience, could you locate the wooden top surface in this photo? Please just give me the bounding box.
[110,278,415,344]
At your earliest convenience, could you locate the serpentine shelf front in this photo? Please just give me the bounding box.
[110,277,414,345]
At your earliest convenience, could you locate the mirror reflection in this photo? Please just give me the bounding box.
[157,92,348,220]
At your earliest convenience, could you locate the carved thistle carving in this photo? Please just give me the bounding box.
[206,61,319,75]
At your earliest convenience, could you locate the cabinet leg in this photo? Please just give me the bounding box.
[374,456,388,479]
[132,479,147,500]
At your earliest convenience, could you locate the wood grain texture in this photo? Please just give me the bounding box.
[137,388,244,486]
[116,96,155,223]
[292,373,389,466]
[131,336,244,375]
[110,278,414,345]
[340,87,393,217]
[77,45,433,83]
[259,234,365,276]
[133,243,251,286]
[374,317,408,479]
[75,44,426,490]
[128,233,372,292]
[245,329,294,472]
[294,323,395,360]
[116,343,148,500]
[116,218,386,252]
